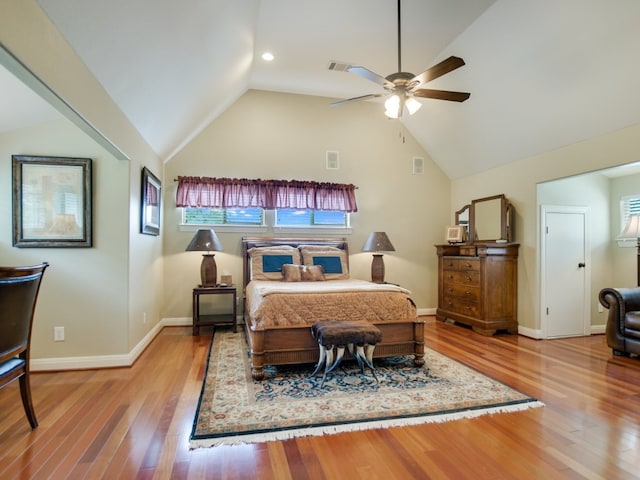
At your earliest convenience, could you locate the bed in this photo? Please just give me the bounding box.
[242,236,425,380]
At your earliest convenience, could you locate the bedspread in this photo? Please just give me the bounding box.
[246,279,417,330]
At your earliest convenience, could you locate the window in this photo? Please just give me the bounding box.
[182,207,263,226]
[181,206,350,231]
[620,195,640,233]
[275,209,348,227]
[617,195,640,246]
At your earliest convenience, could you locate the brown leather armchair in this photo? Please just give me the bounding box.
[599,287,640,356]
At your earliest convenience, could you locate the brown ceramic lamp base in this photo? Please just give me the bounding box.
[200,254,218,287]
[370,253,385,284]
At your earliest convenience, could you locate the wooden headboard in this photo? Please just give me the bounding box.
[241,236,349,292]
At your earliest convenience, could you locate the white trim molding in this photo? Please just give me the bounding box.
[30,317,192,372]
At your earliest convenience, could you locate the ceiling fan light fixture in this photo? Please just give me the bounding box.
[405,96,422,115]
[384,94,401,118]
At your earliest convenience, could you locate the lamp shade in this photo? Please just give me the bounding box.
[620,215,640,240]
[362,232,395,252]
[185,229,223,252]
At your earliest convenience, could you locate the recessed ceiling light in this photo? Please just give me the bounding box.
[261,52,274,62]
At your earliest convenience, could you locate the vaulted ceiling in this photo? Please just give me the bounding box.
[3,0,640,179]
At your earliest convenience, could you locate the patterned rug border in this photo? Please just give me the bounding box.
[190,331,543,448]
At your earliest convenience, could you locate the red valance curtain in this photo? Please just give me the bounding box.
[175,177,358,212]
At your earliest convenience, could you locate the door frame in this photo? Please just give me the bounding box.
[539,205,591,339]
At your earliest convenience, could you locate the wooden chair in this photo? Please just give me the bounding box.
[0,263,49,428]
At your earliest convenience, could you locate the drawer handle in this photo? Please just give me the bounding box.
[448,288,454,293]
[447,262,454,267]
[465,290,472,296]
[448,275,454,280]
[466,262,472,268]
[466,276,473,282]
[465,306,472,312]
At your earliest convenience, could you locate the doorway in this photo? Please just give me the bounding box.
[540,205,591,338]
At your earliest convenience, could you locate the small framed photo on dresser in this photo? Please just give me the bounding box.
[446,226,466,244]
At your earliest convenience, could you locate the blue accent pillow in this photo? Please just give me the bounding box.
[262,254,293,273]
[312,256,343,274]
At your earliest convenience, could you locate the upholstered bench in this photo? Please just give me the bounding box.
[309,320,383,388]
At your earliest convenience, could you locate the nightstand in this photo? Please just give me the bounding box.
[192,285,237,335]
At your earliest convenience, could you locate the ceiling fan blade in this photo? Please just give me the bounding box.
[410,56,466,88]
[413,89,470,102]
[330,93,386,107]
[346,66,395,89]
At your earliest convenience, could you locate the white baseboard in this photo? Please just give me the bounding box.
[33,314,599,371]
[30,317,192,372]
[29,316,246,371]
[163,317,192,327]
[517,323,606,339]
[517,325,543,339]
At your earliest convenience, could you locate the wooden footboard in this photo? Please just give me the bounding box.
[244,320,425,381]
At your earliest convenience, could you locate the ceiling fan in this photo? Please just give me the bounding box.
[329,0,470,118]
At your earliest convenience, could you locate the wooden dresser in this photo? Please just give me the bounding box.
[436,243,519,336]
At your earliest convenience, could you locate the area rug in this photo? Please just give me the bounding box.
[190,330,543,448]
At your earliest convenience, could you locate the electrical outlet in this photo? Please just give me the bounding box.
[54,326,65,342]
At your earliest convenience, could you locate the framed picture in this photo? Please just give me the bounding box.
[140,167,161,236]
[446,226,466,244]
[12,155,92,248]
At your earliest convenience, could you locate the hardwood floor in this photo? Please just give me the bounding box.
[1,317,640,479]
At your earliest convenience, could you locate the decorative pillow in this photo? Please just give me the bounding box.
[300,249,349,280]
[248,246,301,280]
[298,244,343,252]
[282,264,326,282]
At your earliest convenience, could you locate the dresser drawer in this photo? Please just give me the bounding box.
[442,283,480,301]
[442,257,480,272]
[442,295,480,317]
[443,270,480,286]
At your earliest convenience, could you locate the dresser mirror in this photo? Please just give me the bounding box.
[457,194,514,243]
[455,204,470,239]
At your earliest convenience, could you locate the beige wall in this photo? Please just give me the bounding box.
[0,119,130,357]
[610,173,640,287]
[163,90,451,316]
[1,0,164,360]
[451,123,640,333]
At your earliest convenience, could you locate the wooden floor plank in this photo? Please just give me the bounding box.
[2,319,640,479]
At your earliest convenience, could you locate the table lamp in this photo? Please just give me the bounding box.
[619,214,640,286]
[362,232,395,283]
[186,229,224,287]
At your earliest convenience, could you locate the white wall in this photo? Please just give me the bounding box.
[452,123,640,332]
[163,89,451,317]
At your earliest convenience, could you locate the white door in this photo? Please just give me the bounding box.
[541,206,590,338]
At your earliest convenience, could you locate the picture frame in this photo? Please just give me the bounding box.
[140,167,161,236]
[12,155,92,248]
[446,225,466,244]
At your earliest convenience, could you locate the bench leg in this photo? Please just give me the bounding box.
[356,345,379,383]
[318,346,336,388]
[309,344,328,378]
